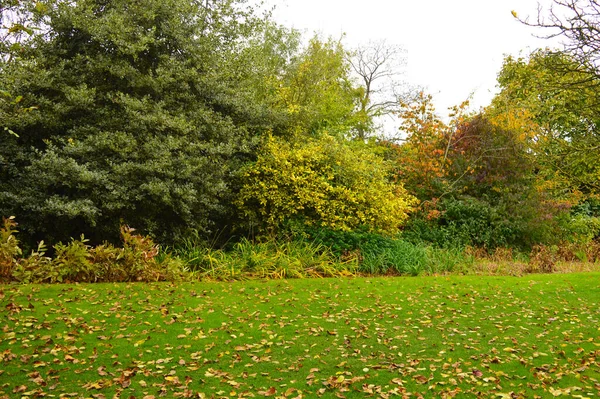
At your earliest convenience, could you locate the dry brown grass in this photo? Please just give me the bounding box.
[465,240,600,276]
[470,259,600,276]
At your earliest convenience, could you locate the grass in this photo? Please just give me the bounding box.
[170,239,357,280]
[1,274,599,398]
[168,237,475,280]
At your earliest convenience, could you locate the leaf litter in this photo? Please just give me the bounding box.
[0,274,599,398]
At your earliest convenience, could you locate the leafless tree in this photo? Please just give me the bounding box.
[348,40,418,140]
[518,0,600,76]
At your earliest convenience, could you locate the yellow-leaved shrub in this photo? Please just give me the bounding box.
[237,134,417,235]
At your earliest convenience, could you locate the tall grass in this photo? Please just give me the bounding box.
[170,238,357,280]
[170,230,473,280]
[359,240,472,275]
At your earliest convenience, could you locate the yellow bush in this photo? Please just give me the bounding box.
[237,134,417,235]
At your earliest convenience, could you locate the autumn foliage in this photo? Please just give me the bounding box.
[237,133,417,236]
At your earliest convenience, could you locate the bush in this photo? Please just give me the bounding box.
[296,225,390,257]
[237,134,416,236]
[0,216,21,281]
[296,226,468,276]
[402,196,560,251]
[0,0,274,248]
[2,217,184,283]
[557,211,600,244]
[528,245,558,273]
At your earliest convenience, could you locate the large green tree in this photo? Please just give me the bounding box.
[510,1,600,196]
[272,36,361,137]
[0,0,279,246]
[490,50,600,196]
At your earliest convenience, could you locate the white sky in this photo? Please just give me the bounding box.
[270,0,560,116]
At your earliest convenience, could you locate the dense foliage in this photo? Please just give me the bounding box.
[1,217,183,283]
[0,0,275,245]
[0,0,599,273]
[237,133,416,236]
[490,50,600,197]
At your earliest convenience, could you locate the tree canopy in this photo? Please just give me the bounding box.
[1,0,598,253]
[0,0,278,245]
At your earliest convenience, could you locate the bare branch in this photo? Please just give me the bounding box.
[347,40,416,140]
[519,0,600,74]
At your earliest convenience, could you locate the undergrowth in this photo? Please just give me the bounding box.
[170,238,356,280]
[0,217,183,283]
[2,217,599,283]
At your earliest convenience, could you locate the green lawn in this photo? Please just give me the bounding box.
[1,274,599,398]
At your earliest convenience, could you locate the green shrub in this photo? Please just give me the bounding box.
[296,225,390,257]
[11,241,53,284]
[53,236,95,282]
[296,226,467,276]
[556,211,600,244]
[402,196,559,251]
[0,0,276,248]
[359,239,427,275]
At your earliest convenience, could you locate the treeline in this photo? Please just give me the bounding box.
[1,0,599,272]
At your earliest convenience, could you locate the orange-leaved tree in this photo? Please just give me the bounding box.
[387,92,471,203]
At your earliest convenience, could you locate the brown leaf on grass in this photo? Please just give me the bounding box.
[257,387,276,396]
[6,302,22,314]
[13,385,27,393]
[413,375,428,384]
[164,375,180,385]
[30,376,45,386]
[83,380,105,390]
[64,354,78,363]
[227,380,242,389]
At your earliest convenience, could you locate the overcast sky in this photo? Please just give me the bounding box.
[269,0,560,117]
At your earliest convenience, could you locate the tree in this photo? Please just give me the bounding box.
[516,0,600,75]
[0,0,282,246]
[390,93,470,202]
[273,36,361,137]
[391,95,560,249]
[1,0,43,136]
[1,0,40,56]
[348,40,416,140]
[510,1,600,196]
[490,50,600,196]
